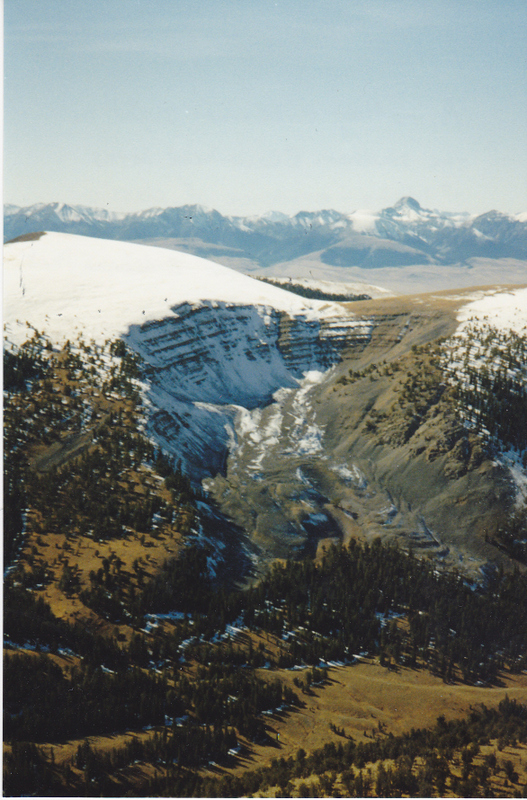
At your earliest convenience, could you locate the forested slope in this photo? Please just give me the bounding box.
[4,299,527,796]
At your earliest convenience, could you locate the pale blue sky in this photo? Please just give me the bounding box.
[4,0,527,215]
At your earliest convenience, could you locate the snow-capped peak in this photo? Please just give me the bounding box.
[393,196,422,212]
[131,206,165,219]
[4,200,526,272]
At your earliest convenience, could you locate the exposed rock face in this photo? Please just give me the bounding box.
[114,288,526,579]
[125,300,373,480]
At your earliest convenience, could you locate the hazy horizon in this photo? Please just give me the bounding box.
[4,0,527,217]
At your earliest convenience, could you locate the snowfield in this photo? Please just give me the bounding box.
[4,232,350,348]
[457,286,527,333]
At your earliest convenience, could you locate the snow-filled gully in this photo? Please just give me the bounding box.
[123,300,375,565]
[126,300,373,483]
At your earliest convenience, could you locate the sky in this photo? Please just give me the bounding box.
[4,0,527,216]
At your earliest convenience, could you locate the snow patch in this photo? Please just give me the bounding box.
[457,287,527,334]
[347,209,379,233]
[498,450,527,506]
[331,463,368,489]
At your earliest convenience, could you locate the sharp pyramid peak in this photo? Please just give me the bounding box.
[393,196,422,211]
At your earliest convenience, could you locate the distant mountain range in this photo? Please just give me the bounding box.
[5,197,527,270]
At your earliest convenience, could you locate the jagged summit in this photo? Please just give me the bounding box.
[392,196,422,211]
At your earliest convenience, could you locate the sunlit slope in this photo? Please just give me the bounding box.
[4,231,347,347]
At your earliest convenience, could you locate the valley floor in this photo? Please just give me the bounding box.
[5,652,527,796]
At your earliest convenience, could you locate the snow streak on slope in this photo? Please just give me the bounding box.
[227,370,328,480]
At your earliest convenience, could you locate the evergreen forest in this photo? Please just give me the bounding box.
[3,328,527,797]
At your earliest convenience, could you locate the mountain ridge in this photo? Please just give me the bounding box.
[5,198,527,273]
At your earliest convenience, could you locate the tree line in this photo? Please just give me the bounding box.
[257,277,371,302]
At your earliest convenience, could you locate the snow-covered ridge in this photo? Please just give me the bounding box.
[7,201,128,224]
[4,232,373,479]
[4,232,350,348]
[8,197,524,232]
[456,287,527,334]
